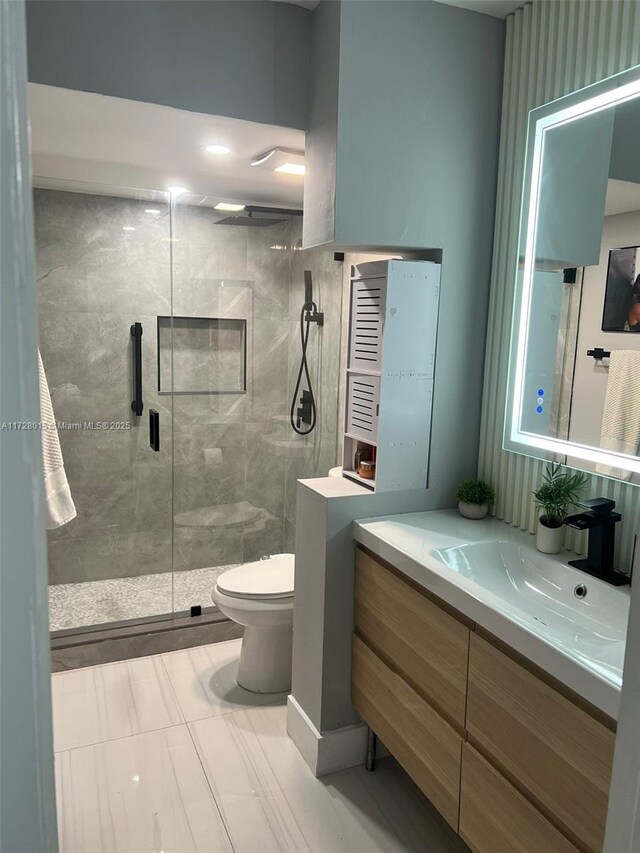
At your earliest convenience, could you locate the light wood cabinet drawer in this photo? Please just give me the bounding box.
[355,547,469,726]
[466,633,615,853]
[460,744,580,853]
[352,634,462,830]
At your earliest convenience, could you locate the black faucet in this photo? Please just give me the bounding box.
[563,498,629,586]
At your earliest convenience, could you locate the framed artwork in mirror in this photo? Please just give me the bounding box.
[601,246,640,332]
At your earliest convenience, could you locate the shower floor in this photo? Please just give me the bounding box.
[49,564,236,633]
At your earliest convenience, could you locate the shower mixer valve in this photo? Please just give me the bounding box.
[296,390,314,428]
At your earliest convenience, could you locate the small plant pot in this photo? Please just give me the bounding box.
[536,521,564,554]
[458,501,488,520]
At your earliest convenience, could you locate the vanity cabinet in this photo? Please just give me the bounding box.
[351,547,616,853]
[459,744,580,853]
[352,636,462,829]
[466,633,615,853]
[354,548,469,727]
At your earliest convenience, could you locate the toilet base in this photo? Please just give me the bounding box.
[237,624,293,693]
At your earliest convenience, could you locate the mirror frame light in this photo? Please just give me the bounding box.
[504,65,640,475]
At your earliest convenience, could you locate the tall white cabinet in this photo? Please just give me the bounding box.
[342,259,441,492]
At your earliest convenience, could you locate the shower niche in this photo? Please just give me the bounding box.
[342,259,441,492]
[158,315,247,395]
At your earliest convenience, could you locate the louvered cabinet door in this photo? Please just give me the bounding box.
[349,277,385,372]
[346,373,380,442]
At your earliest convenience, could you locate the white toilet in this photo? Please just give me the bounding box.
[211,553,295,694]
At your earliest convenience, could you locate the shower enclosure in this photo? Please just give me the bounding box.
[35,180,343,636]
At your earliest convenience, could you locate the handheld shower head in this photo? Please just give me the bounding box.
[290,270,324,436]
[304,270,313,308]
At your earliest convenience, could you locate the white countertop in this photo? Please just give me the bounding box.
[353,510,631,719]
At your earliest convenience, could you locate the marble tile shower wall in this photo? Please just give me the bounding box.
[171,211,343,564]
[170,205,297,574]
[36,190,343,591]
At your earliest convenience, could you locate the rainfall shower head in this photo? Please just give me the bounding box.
[215,214,284,227]
[213,205,301,227]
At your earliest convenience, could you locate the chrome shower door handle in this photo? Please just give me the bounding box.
[149,409,159,452]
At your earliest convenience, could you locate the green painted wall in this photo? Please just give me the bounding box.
[26,0,311,130]
[479,0,640,569]
[1,1,58,848]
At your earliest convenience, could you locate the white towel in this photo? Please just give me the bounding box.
[596,350,640,481]
[38,350,77,528]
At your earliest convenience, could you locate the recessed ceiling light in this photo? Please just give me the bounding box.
[214,202,246,212]
[122,226,136,232]
[203,144,231,155]
[145,208,161,215]
[167,185,188,196]
[275,163,306,175]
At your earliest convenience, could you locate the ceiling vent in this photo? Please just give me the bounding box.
[250,147,305,175]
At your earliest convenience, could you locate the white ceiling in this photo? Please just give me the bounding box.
[605,179,640,217]
[434,0,523,18]
[28,83,306,209]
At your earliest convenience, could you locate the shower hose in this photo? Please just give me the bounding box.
[290,303,317,435]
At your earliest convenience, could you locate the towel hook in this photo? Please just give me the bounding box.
[587,347,611,361]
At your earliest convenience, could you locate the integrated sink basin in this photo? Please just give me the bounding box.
[432,539,626,673]
[353,510,631,718]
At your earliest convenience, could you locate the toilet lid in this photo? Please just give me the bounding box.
[216,553,295,600]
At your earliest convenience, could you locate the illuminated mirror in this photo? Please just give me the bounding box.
[505,66,640,483]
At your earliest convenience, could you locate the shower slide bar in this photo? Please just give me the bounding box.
[130,322,143,415]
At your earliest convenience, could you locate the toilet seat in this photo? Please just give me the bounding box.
[216,553,294,600]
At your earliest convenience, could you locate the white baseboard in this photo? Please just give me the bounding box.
[286,694,370,776]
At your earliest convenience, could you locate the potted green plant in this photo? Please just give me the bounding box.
[455,479,495,520]
[532,463,588,554]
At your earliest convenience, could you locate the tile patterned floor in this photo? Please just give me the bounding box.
[49,564,236,632]
[52,638,467,853]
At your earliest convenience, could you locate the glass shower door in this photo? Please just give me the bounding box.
[168,197,257,614]
[35,180,175,633]
[168,197,345,617]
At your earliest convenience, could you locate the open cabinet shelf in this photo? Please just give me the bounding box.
[343,470,376,490]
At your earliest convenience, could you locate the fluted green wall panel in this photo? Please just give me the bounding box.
[478,0,640,568]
